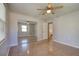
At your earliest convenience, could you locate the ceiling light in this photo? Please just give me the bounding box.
[47,10,51,14]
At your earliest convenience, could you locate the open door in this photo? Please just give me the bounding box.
[48,22,53,41]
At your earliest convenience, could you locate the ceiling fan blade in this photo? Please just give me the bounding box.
[37,8,47,10]
[42,12,46,15]
[55,5,64,9]
[42,11,47,15]
[37,9,43,10]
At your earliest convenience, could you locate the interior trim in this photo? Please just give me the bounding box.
[54,40,79,49]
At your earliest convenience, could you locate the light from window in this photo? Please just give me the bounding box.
[21,25,27,32]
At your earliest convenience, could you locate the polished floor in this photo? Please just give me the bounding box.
[9,37,79,56]
[18,36,37,43]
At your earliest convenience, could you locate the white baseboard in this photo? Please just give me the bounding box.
[54,40,79,49]
[7,44,18,56]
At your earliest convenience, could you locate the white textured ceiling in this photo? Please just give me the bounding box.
[8,3,79,20]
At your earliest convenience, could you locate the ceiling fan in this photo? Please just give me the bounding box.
[37,3,63,15]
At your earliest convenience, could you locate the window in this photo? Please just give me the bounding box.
[21,25,27,32]
[0,19,5,41]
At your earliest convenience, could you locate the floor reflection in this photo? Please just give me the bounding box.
[21,39,28,44]
[21,43,28,47]
[26,50,30,54]
[9,38,79,56]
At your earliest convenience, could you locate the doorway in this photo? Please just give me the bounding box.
[17,21,37,45]
[48,22,53,41]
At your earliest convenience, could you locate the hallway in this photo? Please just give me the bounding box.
[9,39,79,56]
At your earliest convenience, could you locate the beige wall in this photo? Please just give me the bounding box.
[8,11,44,46]
[48,11,79,48]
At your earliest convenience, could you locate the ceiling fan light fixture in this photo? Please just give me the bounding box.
[37,3,63,15]
[47,9,51,14]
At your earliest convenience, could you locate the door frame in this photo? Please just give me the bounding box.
[48,22,53,41]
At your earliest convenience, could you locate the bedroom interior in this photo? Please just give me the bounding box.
[0,3,79,56]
